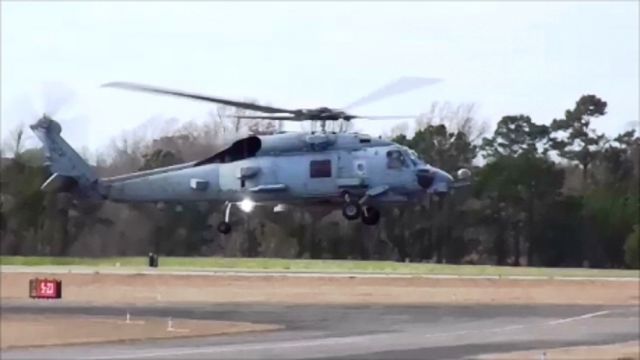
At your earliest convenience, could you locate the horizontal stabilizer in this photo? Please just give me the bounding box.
[451,181,472,188]
[40,173,78,192]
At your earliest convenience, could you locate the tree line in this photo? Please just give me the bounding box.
[1,94,638,268]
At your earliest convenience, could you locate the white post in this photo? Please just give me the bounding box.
[126,311,130,324]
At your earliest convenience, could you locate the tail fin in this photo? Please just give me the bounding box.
[29,116,100,197]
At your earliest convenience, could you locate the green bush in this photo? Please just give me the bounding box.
[624,225,640,269]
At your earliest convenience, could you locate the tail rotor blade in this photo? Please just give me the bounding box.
[40,82,77,118]
[20,82,78,120]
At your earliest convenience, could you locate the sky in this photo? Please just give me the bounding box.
[1,1,639,153]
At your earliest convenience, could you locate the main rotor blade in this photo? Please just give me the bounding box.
[343,77,441,111]
[102,82,298,115]
[233,114,417,121]
[230,115,300,120]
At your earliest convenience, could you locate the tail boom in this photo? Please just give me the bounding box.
[30,116,102,198]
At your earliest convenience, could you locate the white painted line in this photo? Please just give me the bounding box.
[486,324,525,331]
[423,329,470,338]
[547,310,611,325]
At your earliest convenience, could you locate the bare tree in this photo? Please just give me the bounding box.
[416,102,488,143]
[389,122,409,138]
[2,123,26,157]
[100,128,146,175]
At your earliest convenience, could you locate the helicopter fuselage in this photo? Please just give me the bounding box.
[31,117,460,234]
[102,131,453,207]
[30,76,455,233]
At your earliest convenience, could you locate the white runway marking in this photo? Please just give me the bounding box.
[77,310,618,360]
[486,324,525,331]
[547,310,611,325]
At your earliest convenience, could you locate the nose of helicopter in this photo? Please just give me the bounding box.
[416,166,453,191]
[438,168,454,183]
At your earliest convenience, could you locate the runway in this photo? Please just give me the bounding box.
[2,302,638,359]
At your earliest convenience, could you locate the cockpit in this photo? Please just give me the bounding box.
[406,148,423,166]
[385,147,424,169]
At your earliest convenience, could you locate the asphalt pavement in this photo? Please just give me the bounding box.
[2,301,638,359]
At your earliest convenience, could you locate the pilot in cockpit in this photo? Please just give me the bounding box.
[386,149,406,169]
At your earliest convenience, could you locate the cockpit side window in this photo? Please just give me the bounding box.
[395,147,423,167]
[406,149,420,167]
[386,150,407,169]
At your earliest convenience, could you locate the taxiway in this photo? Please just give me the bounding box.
[2,301,638,359]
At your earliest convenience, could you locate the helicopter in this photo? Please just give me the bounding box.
[29,78,471,234]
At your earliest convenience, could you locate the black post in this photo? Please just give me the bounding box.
[148,252,158,268]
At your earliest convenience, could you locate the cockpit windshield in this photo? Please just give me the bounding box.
[404,148,423,166]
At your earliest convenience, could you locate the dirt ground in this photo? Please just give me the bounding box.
[477,340,640,360]
[1,272,638,306]
[0,313,282,349]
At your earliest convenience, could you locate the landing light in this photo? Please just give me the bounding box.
[457,168,471,179]
[239,198,256,213]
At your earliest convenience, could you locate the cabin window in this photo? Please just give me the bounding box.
[193,136,261,166]
[310,159,332,178]
[386,150,407,169]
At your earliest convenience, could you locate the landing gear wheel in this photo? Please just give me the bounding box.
[361,206,380,225]
[217,221,231,234]
[342,201,362,221]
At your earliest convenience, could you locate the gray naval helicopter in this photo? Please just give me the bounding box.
[30,78,471,234]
